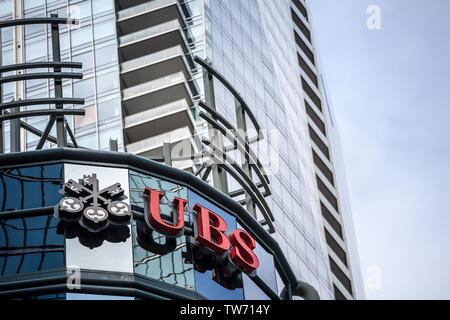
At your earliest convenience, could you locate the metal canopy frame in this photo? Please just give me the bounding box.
[0,15,85,154]
[194,56,275,234]
[194,56,264,140]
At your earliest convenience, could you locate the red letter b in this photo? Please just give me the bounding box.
[194,204,230,254]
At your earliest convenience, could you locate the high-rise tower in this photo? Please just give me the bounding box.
[0,0,363,300]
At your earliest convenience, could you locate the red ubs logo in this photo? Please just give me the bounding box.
[55,175,260,288]
[139,187,260,287]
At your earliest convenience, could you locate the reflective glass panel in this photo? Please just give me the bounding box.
[129,171,195,291]
[188,190,244,300]
[0,164,64,211]
[0,164,65,276]
[0,215,65,276]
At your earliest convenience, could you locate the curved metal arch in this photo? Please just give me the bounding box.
[0,98,85,111]
[0,62,82,73]
[201,138,275,233]
[0,109,85,122]
[202,147,275,234]
[198,100,270,185]
[0,17,78,29]
[194,56,264,140]
[0,72,83,84]
[0,15,85,154]
[199,111,271,197]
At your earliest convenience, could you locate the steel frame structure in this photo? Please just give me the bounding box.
[194,56,276,234]
[0,15,85,154]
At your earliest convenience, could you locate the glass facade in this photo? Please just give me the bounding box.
[0,0,122,152]
[0,164,65,276]
[129,171,278,299]
[0,158,323,299]
[129,170,196,291]
[0,0,361,300]
[203,0,334,299]
[188,190,244,300]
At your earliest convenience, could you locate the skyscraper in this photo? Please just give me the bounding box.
[0,0,363,300]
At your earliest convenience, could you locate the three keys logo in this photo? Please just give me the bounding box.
[55,174,131,232]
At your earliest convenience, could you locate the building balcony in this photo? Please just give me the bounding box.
[118,19,188,62]
[124,99,194,144]
[125,126,198,172]
[120,45,192,89]
[122,71,194,116]
[117,0,184,36]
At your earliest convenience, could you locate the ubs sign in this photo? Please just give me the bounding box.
[56,174,260,289]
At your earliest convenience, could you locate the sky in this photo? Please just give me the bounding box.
[307,0,450,299]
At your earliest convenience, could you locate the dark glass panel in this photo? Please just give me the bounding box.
[0,215,65,276]
[0,165,65,276]
[0,164,64,211]
[14,293,66,300]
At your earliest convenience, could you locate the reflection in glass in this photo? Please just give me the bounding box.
[188,190,244,300]
[129,171,195,291]
[63,164,133,273]
[0,165,65,276]
[74,77,95,99]
[96,71,119,94]
[93,19,115,40]
[0,164,64,211]
[95,44,117,67]
[92,0,114,15]
[71,26,92,48]
[240,232,278,300]
[0,215,65,276]
[97,98,121,123]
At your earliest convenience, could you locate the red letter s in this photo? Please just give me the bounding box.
[230,229,259,273]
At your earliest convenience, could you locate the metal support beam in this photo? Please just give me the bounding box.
[10,0,23,153]
[109,138,118,152]
[35,116,56,150]
[13,113,76,148]
[235,99,256,217]
[0,15,83,153]
[0,108,85,121]
[51,14,66,148]
[0,98,85,111]
[163,142,172,166]
[202,67,228,193]
[65,118,78,148]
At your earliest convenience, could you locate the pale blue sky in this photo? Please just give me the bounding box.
[308,0,450,299]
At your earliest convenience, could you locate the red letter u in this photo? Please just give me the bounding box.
[144,187,186,236]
